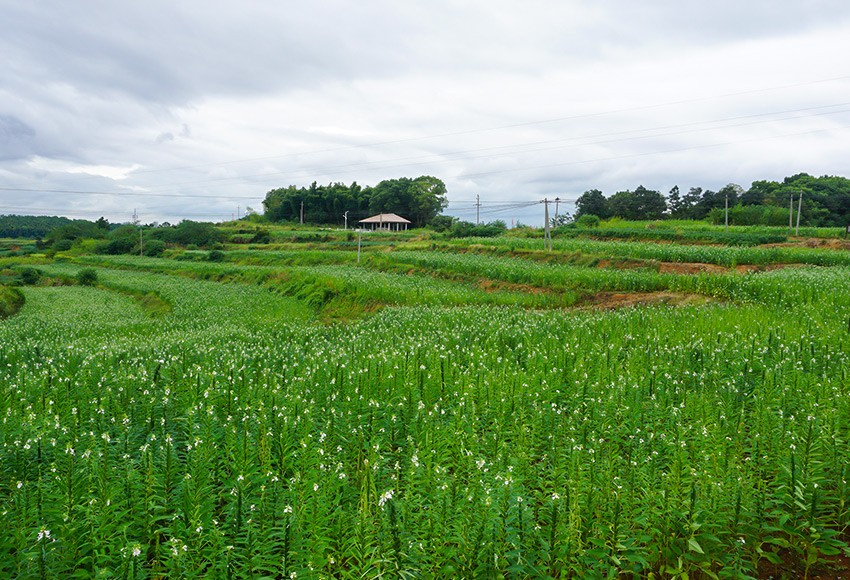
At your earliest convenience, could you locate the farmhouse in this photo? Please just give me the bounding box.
[358,213,411,231]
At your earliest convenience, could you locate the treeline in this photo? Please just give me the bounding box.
[262,176,448,227]
[574,174,850,226]
[38,219,224,255]
[0,215,83,238]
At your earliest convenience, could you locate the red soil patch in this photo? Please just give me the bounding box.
[580,291,713,310]
[477,279,551,295]
[763,238,850,250]
[656,262,800,275]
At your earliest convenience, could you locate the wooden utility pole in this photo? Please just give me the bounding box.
[789,193,794,235]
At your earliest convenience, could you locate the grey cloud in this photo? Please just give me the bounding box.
[0,114,36,160]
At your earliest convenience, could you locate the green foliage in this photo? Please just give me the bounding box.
[19,267,42,285]
[53,238,73,251]
[0,215,78,238]
[428,214,457,232]
[262,177,448,227]
[143,239,166,257]
[3,235,850,577]
[707,204,790,226]
[575,189,611,220]
[77,268,98,286]
[207,249,226,262]
[575,214,601,228]
[0,285,24,317]
[448,220,507,238]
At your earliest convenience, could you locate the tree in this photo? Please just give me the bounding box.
[632,186,666,219]
[574,189,610,219]
[408,176,449,227]
[667,186,684,218]
[262,178,447,226]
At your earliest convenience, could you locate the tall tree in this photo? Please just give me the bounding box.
[574,189,610,219]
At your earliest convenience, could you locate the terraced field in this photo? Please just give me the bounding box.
[1,233,849,578]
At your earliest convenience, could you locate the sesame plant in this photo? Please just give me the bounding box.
[1,243,849,577]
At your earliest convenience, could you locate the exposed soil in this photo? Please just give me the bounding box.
[579,291,713,310]
[764,237,850,250]
[476,279,552,295]
[656,262,801,275]
[658,262,729,275]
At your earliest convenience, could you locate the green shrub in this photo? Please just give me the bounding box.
[54,239,73,252]
[19,267,42,285]
[0,285,24,318]
[576,214,601,228]
[77,268,98,286]
[207,250,226,262]
[143,239,166,257]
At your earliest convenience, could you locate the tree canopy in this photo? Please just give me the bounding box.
[262,176,448,227]
[573,174,850,226]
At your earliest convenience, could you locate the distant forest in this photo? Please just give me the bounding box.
[3,173,850,239]
[574,173,850,226]
[262,176,448,227]
[0,215,83,238]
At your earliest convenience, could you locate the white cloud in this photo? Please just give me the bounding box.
[1,1,850,224]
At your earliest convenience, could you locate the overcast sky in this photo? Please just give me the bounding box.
[2,1,850,226]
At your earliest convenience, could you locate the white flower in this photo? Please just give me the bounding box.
[378,489,394,507]
[37,529,51,541]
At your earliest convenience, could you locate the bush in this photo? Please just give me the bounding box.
[250,229,271,244]
[143,239,166,257]
[0,286,24,318]
[448,220,507,238]
[104,238,136,255]
[207,250,226,262]
[575,214,601,228]
[19,267,41,285]
[77,268,98,286]
[54,239,73,252]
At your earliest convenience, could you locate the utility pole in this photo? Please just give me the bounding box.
[555,197,560,222]
[140,226,143,257]
[475,194,481,225]
[300,200,304,224]
[789,193,794,235]
[796,190,803,236]
[543,198,552,252]
[724,192,729,232]
[357,229,362,262]
[343,211,349,230]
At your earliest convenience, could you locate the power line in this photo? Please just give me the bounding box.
[459,123,850,180]
[75,101,850,193]
[0,186,260,200]
[60,74,850,181]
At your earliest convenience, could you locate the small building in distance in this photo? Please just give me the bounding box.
[358,213,411,231]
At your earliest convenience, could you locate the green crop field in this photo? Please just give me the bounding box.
[1,232,849,578]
